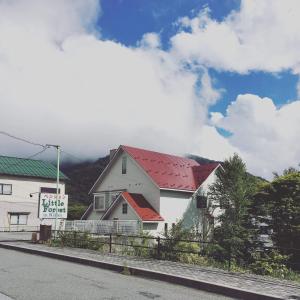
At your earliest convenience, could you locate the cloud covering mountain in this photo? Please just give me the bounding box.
[0,0,299,179]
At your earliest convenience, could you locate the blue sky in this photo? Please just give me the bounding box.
[98,0,298,115]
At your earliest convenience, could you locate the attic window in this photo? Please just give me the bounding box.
[122,156,127,174]
[122,203,128,214]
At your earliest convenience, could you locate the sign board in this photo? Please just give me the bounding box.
[39,193,68,219]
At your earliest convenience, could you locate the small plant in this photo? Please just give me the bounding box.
[121,262,131,275]
[249,250,290,278]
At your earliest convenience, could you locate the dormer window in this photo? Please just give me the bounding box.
[122,156,127,174]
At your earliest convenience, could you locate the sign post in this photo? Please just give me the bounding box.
[46,144,61,236]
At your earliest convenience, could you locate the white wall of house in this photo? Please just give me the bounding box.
[0,175,65,229]
[197,170,223,225]
[90,151,160,220]
[159,190,193,233]
[158,169,220,234]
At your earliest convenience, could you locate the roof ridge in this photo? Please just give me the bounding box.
[121,145,200,164]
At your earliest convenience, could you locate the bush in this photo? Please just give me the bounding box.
[249,250,290,278]
[53,231,108,252]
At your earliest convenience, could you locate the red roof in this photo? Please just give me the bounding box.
[192,163,220,187]
[122,192,164,221]
[122,145,219,191]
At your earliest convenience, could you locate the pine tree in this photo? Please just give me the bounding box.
[208,154,258,264]
[254,171,300,270]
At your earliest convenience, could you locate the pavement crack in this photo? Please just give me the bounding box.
[138,291,161,299]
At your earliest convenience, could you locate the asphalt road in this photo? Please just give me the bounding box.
[0,248,234,300]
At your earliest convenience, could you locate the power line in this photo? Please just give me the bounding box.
[0,131,45,148]
[61,150,85,162]
[0,146,51,169]
[26,146,50,159]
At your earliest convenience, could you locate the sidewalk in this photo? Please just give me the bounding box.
[0,241,299,300]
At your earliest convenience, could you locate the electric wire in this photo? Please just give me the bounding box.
[0,131,45,148]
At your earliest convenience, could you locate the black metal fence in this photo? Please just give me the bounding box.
[51,230,300,272]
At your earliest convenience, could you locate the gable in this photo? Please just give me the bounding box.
[103,192,163,221]
[103,194,140,221]
[89,148,159,197]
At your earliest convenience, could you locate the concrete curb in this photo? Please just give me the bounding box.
[0,243,283,300]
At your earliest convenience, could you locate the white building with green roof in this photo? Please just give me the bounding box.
[0,155,68,230]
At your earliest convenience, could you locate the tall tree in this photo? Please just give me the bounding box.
[253,171,300,270]
[208,154,258,264]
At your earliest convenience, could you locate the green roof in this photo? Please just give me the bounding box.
[0,156,68,181]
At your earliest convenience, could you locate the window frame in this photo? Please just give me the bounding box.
[0,183,12,195]
[94,195,105,211]
[9,213,28,225]
[40,187,60,194]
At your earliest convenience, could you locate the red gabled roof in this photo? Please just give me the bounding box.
[192,163,220,187]
[122,145,219,192]
[122,192,164,221]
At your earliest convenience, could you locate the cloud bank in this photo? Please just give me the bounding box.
[0,0,299,179]
[0,0,216,160]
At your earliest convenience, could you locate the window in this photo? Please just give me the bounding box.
[122,156,127,174]
[40,187,60,194]
[10,213,28,225]
[0,184,12,195]
[196,195,207,208]
[94,195,105,211]
[122,203,128,214]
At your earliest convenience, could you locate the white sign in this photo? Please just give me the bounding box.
[39,193,68,219]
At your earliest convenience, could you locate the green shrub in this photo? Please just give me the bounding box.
[249,250,290,278]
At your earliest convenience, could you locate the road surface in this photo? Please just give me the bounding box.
[0,248,234,300]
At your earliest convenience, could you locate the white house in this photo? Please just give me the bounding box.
[82,145,221,236]
[0,155,68,230]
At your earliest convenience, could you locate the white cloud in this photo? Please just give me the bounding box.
[171,0,300,74]
[192,125,239,161]
[139,32,161,49]
[212,94,300,178]
[0,0,216,160]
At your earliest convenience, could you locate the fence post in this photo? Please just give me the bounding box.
[157,236,161,259]
[74,231,77,247]
[109,233,112,253]
[228,244,232,272]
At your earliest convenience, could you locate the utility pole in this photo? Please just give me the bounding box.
[46,144,60,236]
